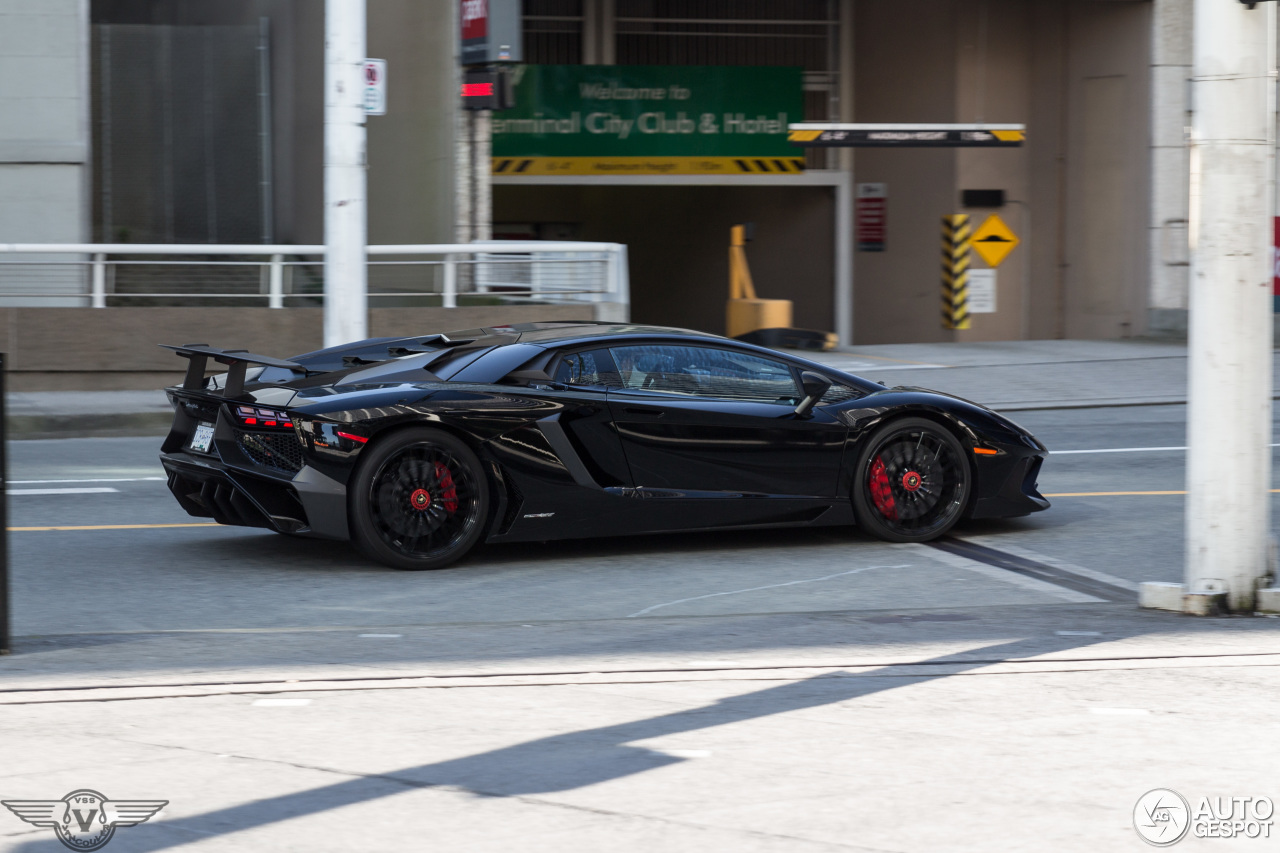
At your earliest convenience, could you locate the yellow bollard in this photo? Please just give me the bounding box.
[726,224,792,338]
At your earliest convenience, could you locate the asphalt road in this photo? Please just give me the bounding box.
[6,402,1273,643]
[6,406,1280,853]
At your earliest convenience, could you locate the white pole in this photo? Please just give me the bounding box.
[90,253,106,308]
[323,0,367,346]
[442,257,457,309]
[1186,0,1276,612]
[834,173,853,346]
[268,253,284,309]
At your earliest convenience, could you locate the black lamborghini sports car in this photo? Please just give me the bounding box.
[159,322,1048,570]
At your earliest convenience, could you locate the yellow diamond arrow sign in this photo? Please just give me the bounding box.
[971,213,1019,267]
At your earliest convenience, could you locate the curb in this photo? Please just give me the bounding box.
[994,397,1190,412]
[7,412,172,440]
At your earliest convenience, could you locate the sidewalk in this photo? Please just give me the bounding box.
[4,339,1266,437]
[822,338,1227,411]
[3,604,1278,853]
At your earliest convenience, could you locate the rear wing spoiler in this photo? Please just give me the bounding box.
[161,344,306,398]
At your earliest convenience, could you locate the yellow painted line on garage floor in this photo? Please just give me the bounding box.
[1048,489,1280,497]
[8,523,220,532]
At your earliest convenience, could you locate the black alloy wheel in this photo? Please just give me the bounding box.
[851,417,971,542]
[349,427,489,570]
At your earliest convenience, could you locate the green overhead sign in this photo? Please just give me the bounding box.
[491,65,805,175]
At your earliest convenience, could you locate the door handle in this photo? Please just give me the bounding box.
[623,407,665,417]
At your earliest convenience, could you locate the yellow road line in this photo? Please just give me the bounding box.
[1048,489,1280,497]
[9,523,219,532]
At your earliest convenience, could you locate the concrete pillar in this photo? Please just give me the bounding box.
[455,108,472,243]
[323,0,369,346]
[1185,0,1275,611]
[1148,0,1193,334]
[455,110,490,244]
[475,111,492,242]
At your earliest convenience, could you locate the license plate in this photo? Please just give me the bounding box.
[189,422,215,454]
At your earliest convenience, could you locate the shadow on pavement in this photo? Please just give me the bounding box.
[10,635,1113,851]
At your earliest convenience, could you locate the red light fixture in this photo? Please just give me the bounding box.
[235,405,294,430]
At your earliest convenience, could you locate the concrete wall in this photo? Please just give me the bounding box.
[851,0,959,344]
[494,185,836,337]
[953,0,1034,342]
[848,0,1152,345]
[0,305,593,390]
[1061,1,1152,339]
[367,1,458,247]
[0,0,90,304]
[88,0,457,246]
[1147,0,1192,335]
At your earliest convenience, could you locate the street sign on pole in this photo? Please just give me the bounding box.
[460,0,522,65]
[363,59,386,116]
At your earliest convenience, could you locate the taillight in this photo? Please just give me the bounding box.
[235,405,294,430]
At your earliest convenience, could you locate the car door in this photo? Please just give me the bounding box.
[540,347,632,489]
[604,343,849,502]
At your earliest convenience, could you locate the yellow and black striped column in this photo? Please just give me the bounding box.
[941,215,971,330]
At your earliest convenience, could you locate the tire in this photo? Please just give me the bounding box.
[348,427,489,570]
[851,416,971,543]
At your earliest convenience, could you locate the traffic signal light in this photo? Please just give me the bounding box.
[461,68,515,111]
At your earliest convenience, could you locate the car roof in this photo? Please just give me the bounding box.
[277,321,883,397]
[498,322,726,346]
[461,322,877,387]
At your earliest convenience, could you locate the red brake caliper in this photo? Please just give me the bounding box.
[869,455,897,520]
[434,461,459,514]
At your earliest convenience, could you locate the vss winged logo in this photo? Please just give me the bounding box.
[2,789,167,851]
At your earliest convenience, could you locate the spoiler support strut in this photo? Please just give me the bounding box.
[161,344,307,398]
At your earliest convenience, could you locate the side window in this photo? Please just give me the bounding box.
[553,350,613,386]
[609,344,800,403]
[819,383,864,405]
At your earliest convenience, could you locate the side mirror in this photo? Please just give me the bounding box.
[794,371,831,418]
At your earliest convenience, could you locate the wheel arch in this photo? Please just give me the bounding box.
[353,418,510,540]
[846,406,983,516]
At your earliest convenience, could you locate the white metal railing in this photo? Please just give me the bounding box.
[0,242,630,314]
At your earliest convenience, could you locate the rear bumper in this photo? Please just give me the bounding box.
[161,451,350,539]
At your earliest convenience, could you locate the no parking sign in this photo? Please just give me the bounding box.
[364,59,386,116]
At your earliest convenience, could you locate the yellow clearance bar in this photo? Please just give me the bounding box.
[491,157,807,176]
[787,129,823,143]
[990,130,1026,142]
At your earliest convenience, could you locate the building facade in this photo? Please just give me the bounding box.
[0,0,1218,343]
